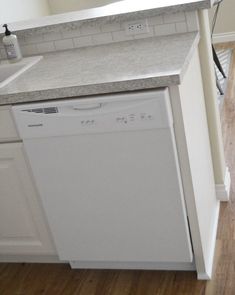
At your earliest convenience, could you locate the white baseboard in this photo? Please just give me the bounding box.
[0,255,196,273]
[0,254,61,263]
[70,260,196,271]
[197,272,211,280]
[216,167,231,201]
[212,32,235,44]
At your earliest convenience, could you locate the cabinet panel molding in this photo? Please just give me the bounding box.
[0,142,56,255]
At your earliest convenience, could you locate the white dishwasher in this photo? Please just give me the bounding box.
[12,89,193,269]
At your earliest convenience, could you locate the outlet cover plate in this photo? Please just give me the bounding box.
[125,20,149,35]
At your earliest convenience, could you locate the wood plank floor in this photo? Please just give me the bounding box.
[1,44,235,294]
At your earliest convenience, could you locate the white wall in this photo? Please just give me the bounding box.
[0,0,51,24]
[209,0,235,41]
[48,0,119,14]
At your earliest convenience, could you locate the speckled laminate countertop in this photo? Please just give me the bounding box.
[0,32,199,106]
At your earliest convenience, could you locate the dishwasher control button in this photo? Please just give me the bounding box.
[116,117,126,123]
[81,120,95,126]
[129,114,135,121]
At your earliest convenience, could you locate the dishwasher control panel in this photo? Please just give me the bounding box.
[12,89,173,139]
[116,112,154,124]
[80,111,155,128]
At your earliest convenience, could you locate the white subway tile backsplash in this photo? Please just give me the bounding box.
[24,34,44,44]
[148,15,164,26]
[17,38,25,48]
[80,23,101,36]
[92,32,113,45]
[176,22,188,33]
[185,11,199,31]
[54,39,74,51]
[112,30,134,42]
[43,31,62,41]
[154,23,176,36]
[37,41,55,53]
[73,35,93,48]
[21,44,38,56]
[163,12,185,24]
[101,22,121,32]
[0,10,198,59]
[61,28,81,39]
[134,26,155,39]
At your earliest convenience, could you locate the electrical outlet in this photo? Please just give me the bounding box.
[125,20,149,35]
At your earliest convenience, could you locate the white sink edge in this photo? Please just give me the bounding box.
[0,56,43,89]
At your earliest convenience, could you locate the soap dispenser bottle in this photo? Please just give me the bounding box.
[2,24,22,63]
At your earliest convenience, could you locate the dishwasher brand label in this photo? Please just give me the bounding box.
[28,124,43,127]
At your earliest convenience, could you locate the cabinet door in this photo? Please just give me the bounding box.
[0,106,19,142]
[0,143,56,255]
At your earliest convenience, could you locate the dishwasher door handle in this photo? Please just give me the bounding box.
[72,103,103,111]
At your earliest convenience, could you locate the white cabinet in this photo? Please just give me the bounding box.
[0,107,19,142]
[0,133,55,255]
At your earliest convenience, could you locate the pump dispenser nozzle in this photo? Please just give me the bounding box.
[3,24,11,36]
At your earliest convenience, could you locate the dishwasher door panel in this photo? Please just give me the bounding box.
[23,128,193,263]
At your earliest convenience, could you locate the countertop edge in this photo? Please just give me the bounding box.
[0,75,181,106]
[0,32,200,106]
